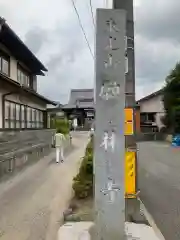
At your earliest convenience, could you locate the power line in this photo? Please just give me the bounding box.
[89,0,95,27]
[70,0,94,59]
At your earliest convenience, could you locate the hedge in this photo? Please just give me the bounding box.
[73,137,93,199]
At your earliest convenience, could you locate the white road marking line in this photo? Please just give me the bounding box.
[139,198,166,240]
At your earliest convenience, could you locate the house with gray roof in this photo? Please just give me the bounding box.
[0,17,55,130]
[0,17,56,177]
[137,89,165,131]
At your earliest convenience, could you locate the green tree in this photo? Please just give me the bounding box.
[162,62,180,133]
[50,117,70,135]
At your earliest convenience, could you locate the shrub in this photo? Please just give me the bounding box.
[72,179,93,199]
[73,138,93,199]
[85,137,93,155]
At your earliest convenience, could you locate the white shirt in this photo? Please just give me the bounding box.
[55,133,65,147]
[73,118,78,127]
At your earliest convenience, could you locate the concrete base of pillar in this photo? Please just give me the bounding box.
[125,198,148,225]
[58,221,160,240]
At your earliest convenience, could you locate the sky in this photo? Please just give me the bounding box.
[0,0,180,103]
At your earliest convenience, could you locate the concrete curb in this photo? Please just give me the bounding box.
[57,221,161,240]
[58,222,94,240]
[139,198,165,240]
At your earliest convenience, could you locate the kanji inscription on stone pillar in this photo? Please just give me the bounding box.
[94,9,127,240]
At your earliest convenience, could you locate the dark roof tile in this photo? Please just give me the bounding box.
[69,89,94,104]
[0,17,47,75]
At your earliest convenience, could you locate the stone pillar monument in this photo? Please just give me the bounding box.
[94,9,127,240]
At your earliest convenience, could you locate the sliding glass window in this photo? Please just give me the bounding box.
[4,100,44,129]
[17,66,30,87]
[0,52,10,76]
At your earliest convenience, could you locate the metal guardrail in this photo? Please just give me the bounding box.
[0,142,49,163]
[0,130,55,156]
[0,142,50,177]
[0,133,70,174]
[0,129,55,178]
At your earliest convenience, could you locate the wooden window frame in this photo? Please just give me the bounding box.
[4,100,45,129]
[0,50,10,76]
[17,64,31,88]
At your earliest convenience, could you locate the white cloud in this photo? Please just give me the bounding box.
[0,0,179,102]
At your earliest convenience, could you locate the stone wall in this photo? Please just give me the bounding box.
[136,132,168,142]
[136,132,174,143]
[0,129,57,179]
[136,133,156,142]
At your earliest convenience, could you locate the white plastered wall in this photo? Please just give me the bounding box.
[139,94,165,130]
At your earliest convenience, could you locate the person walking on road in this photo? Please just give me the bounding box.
[72,118,78,131]
[55,129,66,163]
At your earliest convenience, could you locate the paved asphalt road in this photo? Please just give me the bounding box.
[138,141,180,240]
[0,132,88,240]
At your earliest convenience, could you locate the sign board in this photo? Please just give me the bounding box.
[125,108,134,135]
[125,151,136,198]
[87,112,94,117]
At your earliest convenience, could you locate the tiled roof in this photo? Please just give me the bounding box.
[65,88,163,109]
[136,89,163,103]
[68,89,94,104]
[0,17,47,75]
[0,72,56,105]
[64,88,94,109]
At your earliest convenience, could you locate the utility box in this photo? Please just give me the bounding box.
[125,108,134,135]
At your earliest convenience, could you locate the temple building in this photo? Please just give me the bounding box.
[63,89,95,128]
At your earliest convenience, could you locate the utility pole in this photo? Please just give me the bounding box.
[113,0,140,221]
[94,8,127,240]
[113,1,135,98]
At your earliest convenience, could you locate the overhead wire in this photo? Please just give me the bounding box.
[70,0,94,59]
[89,0,95,28]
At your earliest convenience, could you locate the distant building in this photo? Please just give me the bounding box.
[47,103,65,119]
[63,89,94,127]
[137,89,165,131]
[61,87,165,132]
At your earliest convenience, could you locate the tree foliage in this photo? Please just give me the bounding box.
[50,118,70,134]
[162,62,180,133]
